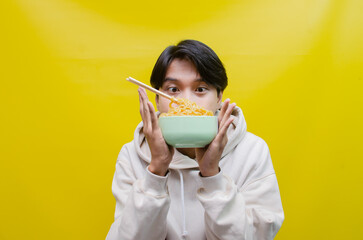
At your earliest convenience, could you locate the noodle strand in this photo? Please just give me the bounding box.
[160,98,213,117]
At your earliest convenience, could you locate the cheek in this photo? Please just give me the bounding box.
[206,102,219,113]
[196,97,219,112]
[157,99,171,113]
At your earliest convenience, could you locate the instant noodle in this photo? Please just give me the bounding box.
[160,98,214,117]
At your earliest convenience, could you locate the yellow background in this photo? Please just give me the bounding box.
[1,0,362,239]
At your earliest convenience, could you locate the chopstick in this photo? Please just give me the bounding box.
[126,77,176,102]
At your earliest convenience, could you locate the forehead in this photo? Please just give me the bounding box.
[163,59,203,85]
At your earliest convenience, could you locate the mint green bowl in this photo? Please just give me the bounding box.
[158,116,218,148]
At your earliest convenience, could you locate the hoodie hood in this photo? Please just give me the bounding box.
[133,106,247,170]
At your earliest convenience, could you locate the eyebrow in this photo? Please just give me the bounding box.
[164,77,204,82]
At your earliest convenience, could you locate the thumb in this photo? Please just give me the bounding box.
[195,147,207,161]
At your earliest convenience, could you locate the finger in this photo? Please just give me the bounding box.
[140,88,153,130]
[138,88,145,121]
[147,101,159,130]
[139,88,152,133]
[215,117,234,143]
[220,102,236,128]
[219,99,229,117]
[218,98,230,124]
[220,103,235,128]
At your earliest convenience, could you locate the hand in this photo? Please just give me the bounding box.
[138,87,174,176]
[195,99,236,177]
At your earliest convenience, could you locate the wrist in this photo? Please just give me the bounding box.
[148,162,169,176]
[200,167,220,177]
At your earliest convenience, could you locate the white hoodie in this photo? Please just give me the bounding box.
[106,106,284,240]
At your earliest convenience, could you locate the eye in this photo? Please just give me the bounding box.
[196,87,207,93]
[168,87,179,93]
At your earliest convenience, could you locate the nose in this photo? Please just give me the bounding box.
[180,90,193,101]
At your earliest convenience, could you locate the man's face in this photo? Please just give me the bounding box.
[156,58,222,114]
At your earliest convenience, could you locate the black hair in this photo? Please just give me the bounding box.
[150,40,228,95]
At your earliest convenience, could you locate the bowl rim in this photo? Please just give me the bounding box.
[159,115,217,118]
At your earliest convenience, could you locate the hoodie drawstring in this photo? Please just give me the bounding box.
[177,170,188,239]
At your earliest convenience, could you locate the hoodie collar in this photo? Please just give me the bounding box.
[134,106,247,170]
[220,106,247,158]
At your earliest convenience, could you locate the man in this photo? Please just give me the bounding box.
[106,40,284,240]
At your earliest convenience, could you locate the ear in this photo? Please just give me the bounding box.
[217,91,223,109]
[155,95,160,111]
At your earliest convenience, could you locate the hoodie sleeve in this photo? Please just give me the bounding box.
[196,140,284,240]
[106,147,171,240]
